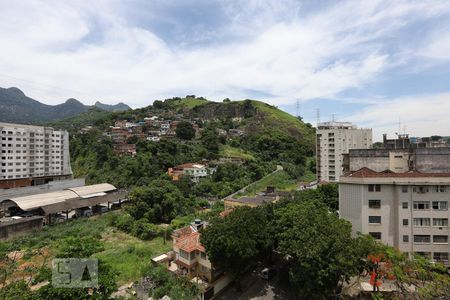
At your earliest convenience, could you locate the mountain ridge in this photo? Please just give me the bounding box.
[0,86,131,124]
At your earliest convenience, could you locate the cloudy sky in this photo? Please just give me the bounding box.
[1,0,450,140]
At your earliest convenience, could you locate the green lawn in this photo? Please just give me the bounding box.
[220,145,255,160]
[4,212,172,286]
[94,228,171,285]
[238,170,299,197]
[171,97,208,109]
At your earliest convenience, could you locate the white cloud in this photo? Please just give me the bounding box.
[348,93,450,140]
[0,0,449,113]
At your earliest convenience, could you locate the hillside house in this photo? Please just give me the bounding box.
[114,144,136,156]
[159,220,233,300]
[168,163,215,182]
[111,127,130,144]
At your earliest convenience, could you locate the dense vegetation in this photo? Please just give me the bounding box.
[201,187,450,299]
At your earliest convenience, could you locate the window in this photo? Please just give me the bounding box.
[179,249,189,260]
[414,235,431,243]
[413,201,430,210]
[433,218,448,227]
[432,201,448,210]
[402,219,409,226]
[403,235,409,242]
[402,186,408,193]
[433,252,449,261]
[369,216,381,224]
[369,232,382,240]
[414,218,431,227]
[413,186,430,193]
[434,185,448,193]
[369,200,381,209]
[433,235,448,243]
[200,252,207,259]
[368,184,381,192]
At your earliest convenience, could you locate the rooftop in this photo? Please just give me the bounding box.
[173,225,205,253]
[175,163,206,169]
[343,167,450,178]
[226,194,278,206]
[2,183,118,212]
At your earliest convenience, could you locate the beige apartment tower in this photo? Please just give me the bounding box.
[0,122,72,188]
[339,168,450,265]
[316,122,372,182]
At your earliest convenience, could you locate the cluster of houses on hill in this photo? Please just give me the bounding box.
[102,115,202,156]
[98,113,248,157]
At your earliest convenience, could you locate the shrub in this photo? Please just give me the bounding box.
[115,213,134,232]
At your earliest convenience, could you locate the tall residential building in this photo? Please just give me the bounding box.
[0,122,72,188]
[339,168,450,265]
[316,122,372,182]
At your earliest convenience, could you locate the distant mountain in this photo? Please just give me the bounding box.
[94,101,131,112]
[0,87,130,124]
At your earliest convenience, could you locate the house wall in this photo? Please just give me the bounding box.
[340,178,450,264]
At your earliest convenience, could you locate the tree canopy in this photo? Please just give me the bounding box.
[175,121,196,140]
[201,206,272,284]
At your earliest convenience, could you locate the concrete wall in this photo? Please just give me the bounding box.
[348,149,409,173]
[0,216,43,239]
[414,148,450,173]
[339,183,363,234]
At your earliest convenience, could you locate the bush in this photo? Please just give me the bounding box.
[116,213,135,232]
[131,220,162,240]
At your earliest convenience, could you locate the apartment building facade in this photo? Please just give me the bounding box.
[0,122,72,188]
[316,122,372,182]
[339,168,450,265]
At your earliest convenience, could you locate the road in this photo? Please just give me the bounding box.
[215,264,297,300]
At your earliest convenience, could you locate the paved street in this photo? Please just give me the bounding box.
[215,265,297,300]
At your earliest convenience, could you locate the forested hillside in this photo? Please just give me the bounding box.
[63,96,315,194]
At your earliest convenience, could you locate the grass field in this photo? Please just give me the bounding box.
[220,144,255,160]
[3,212,172,286]
[94,228,171,284]
[171,97,209,109]
[237,170,299,197]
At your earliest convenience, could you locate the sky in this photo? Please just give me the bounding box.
[1,0,450,140]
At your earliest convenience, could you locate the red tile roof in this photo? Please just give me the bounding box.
[173,226,205,253]
[344,167,450,178]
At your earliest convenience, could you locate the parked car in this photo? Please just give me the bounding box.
[260,267,277,280]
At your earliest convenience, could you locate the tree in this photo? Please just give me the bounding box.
[176,121,196,140]
[274,200,362,298]
[127,179,190,223]
[201,128,220,154]
[56,236,104,258]
[201,207,272,288]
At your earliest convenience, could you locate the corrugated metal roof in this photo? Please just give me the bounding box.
[67,183,116,197]
[3,183,118,212]
[9,190,78,211]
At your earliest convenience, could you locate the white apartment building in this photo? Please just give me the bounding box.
[0,122,72,188]
[316,122,372,182]
[339,168,450,265]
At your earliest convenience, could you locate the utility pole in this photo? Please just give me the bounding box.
[316,108,320,126]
